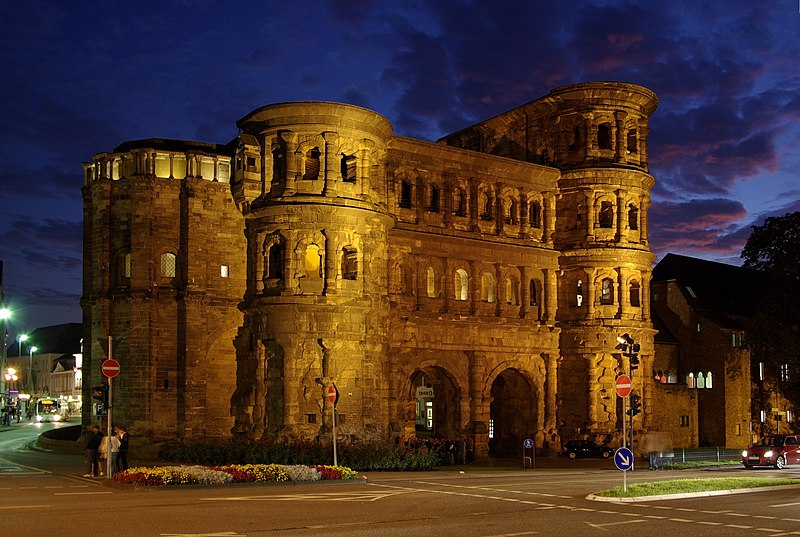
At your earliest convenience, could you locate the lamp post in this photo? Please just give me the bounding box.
[17,334,27,361]
[0,307,10,406]
[28,346,37,394]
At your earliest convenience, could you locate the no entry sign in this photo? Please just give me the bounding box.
[615,374,632,397]
[326,384,339,406]
[102,358,121,378]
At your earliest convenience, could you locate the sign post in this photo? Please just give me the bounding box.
[615,374,633,491]
[326,383,339,466]
[522,438,535,469]
[101,337,119,480]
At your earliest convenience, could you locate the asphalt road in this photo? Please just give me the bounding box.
[2,422,800,537]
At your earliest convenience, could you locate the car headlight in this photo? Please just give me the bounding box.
[764,450,773,458]
[742,450,748,457]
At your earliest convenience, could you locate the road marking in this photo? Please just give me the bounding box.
[585,520,646,529]
[54,491,113,496]
[203,491,407,502]
[486,531,539,537]
[0,504,50,510]
[161,533,242,537]
[770,502,800,508]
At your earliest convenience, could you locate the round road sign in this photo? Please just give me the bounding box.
[614,447,634,471]
[102,358,121,378]
[615,374,632,397]
[326,384,339,406]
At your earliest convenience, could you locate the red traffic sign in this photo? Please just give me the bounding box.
[101,359,121,378]
[326,384,339,406]
[615,374,632,397]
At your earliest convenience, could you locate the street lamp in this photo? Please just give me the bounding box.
[28,346,37,394]
[17,333,27,359]
[0,307,10,404]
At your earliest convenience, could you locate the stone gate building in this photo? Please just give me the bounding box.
[82,82,660,459]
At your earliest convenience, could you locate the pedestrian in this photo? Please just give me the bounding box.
[465,435,475,464]
[84,425,103,477]
[116,426,129,473]
[107,429,121,476]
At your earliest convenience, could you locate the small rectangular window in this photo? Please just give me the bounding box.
[306,413,316,424]
[696,323,701,333]
[679,415,690,427]
[337,413,346,425]
[221,265,229,278]
[788,410,793,423]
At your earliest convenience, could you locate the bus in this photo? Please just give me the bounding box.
[35,398,65,422]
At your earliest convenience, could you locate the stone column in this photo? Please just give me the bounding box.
[585,191,595,238]
[519,265,529,319]
[544,193,556,244]
[544,268,557,323]
[614,111,627,163]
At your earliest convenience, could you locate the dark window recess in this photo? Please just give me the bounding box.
[306,414,316,424]
[341,154,356,183]
[454,189,467,216]
[601,278,614,305]
[268,243,283,279]
[529,202,541,228]
[630,281,641,307]
[598,123,612,150]
[599,201,613,228]
[342,248,358,280]
[400,181,413,208]
[628,205,639,230]
[627,129,638,153]
[428,186,440,212]
[303,147,321,180]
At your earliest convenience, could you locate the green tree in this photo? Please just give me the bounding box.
[741,211,800,417]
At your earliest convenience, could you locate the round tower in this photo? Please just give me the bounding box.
[229,102,394,441]
[545,82,658,443]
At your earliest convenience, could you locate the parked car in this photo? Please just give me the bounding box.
[742,434,800,469]
[560,440,614,459]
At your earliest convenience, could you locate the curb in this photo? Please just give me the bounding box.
[587,483,800,503]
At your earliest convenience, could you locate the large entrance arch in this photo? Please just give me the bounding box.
[409,367,460,439]
[489,368,536,457]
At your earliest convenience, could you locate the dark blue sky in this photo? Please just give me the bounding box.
[1,0,798,335]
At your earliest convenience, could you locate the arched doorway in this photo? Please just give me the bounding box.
[409,368,460,439]
[489,369,536,457]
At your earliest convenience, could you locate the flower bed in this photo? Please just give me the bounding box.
[112,464,359,486]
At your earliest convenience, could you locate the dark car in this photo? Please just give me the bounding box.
[560,440,614,459]
[742,434,800,469]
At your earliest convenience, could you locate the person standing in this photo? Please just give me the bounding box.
[107,430,121,477]
[116,426,129,473]
[84,425,103,477]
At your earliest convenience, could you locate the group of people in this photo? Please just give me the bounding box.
[84,425,129,478]
[1,405,22,425]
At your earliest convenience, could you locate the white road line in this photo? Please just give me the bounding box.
[770,502,800,508]
[0,504,50,510]
[54,491,113,496]
[482,532,539,537]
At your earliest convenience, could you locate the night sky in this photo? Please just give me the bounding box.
[1,0,798,336]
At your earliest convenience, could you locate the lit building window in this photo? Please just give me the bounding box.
[160,253,176,278]
[600,278,614,305]
[123,253,131,278]
[220,265,229,278]
[481,272,496,303]
[455,269,469,301]
[426,267,437,298]
[342,247,358,280]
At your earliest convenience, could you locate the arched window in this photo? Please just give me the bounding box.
[342,247,358,280]
[455,269,469,301]
[569,125,580,152]
[303,147,321,180]
[627,129,638,153]
[505,277,519,305]
[341,154,357,183]
[481,193,493,220]
[600,278,614,305]
[696,372,706,389]
[428,185,440,213]
[267,242,283,279]
[576,202,583,227]
[576,279,583,306]
[629,281,641,307]
[400,180,413,208]
[628,204,639,230]
[529,279,538,306]
[705,372,713,389]
[453,188,467,216]
[599,201,613,228]
[160,252,176,278]
[481,272,496,302]
[598,123,612,150]
[304,244,321,278]
[121,253,131,280]
[426,266,437,298]
[398,265,409,295]
[272,148,285,182]
[529,201,541,228]
[686,372,695,389]
[505,199,517,224]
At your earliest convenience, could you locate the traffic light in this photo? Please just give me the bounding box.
[627,393,642,416]
[616,334,640,371]
[92,384,109,409]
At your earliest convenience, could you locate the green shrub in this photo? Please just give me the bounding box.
[164,439,439,471]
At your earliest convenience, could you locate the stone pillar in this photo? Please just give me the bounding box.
[544,268,557,323]
[544,193,556,244]
[614,111,627,163]
[585,191,595,238]
[519,265,529,319]
[545,353,558,439]
[585,268,596,319]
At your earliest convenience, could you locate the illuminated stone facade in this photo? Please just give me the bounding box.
[83,82,660,458]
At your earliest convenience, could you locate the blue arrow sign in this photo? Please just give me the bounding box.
[523,438,534,449]
[614,447,634,471]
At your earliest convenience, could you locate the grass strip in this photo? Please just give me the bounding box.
[597,477,800,498]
